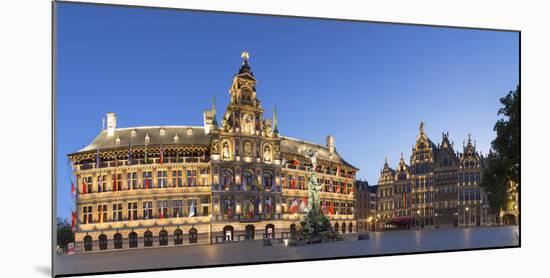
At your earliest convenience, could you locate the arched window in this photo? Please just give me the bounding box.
[144,231,153,247]
[189,228,198,243]
[263,172,273,190]
[114,233,123,249]
[289,224,297,239]
[129,232,138,248]
[242,171,254,191]
[265,224,275,239]
[98,234,107,250]
[159,230,168,246]
[174,229,183,245]
[223,226,233,241]
[341,222,346,233]
[334,223,339,233]
[84,235,93,252]
[245,225,255,240]
[348,222,353,233]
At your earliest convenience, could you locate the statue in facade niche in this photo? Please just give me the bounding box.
[222,141,230,160]
[263,145,271,162]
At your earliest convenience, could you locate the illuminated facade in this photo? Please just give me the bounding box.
[375,123,495,229]
[68,53,358,252]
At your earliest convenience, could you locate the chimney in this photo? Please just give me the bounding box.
[326,135,335,153]
[106,112,116,136]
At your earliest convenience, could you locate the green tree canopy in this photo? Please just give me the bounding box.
[57,217,74,250]
[481,85,520,211]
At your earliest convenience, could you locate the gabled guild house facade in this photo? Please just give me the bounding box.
[68,53,359,252]
[374,123,500,230]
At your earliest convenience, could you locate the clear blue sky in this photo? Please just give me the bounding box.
[55,2,519,219]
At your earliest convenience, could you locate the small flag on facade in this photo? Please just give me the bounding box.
[289,199,299,213]
[70,180,76,199]
[113,173,117,192]
[82,179,87,194]
[96,147,101,168]
[189,200,195,217]
[159,144,164,165]
[71,210,76,232]
[127,141,132,165]
[97,175,102,192]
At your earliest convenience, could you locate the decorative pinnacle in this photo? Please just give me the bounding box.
[419,121,425,133]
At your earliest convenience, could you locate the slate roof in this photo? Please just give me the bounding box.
[73,126,209,155]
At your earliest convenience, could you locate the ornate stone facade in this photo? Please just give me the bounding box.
[373,123,496,230]
[68,53,358,252]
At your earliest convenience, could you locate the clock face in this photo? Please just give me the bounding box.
[244,142,252,155]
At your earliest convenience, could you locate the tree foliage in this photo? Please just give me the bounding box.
[480,85,520,211]
[56,217,74,249]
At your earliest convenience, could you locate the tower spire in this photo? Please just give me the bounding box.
[212,93,218,127]
[273,105,278,134]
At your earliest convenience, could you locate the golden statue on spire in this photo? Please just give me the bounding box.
[241,51,250,63]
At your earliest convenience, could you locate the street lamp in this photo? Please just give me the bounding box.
[416,210,421,230]
[434,213,438,228]
[209,214,213,244]
[465,207,469,228]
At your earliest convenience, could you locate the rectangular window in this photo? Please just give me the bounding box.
[97,204,107,223]
[188,199,197,216]
[112,173,122,191]
[298,176,305,190]
[201,168,209,185]
[157,170,167,188]
[142,171,152,189]
[98,175,107,192]
[83,176,92,193]
[83,205,92,224]
[112,203,122,221]
[172,170,183,187]
[143,201,153,219]
[127,172,137,190]
[157,200,169,218]
[173,200,183,217]
[187,169,197,186]
[127,202,138,220]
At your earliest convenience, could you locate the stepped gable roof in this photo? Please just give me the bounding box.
[280,136,359,170]
[73,126,209,155]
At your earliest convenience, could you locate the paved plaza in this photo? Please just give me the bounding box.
[55,226,519,276]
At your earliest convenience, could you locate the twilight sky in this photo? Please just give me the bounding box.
[55,2,519,219]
